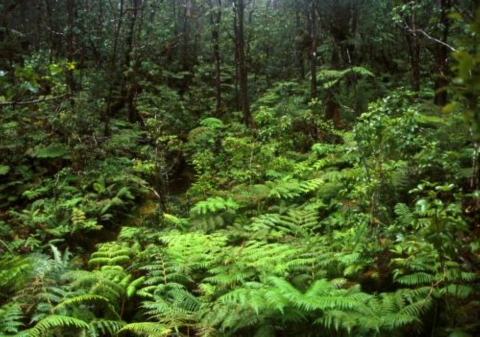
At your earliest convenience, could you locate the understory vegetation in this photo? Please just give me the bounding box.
[0,0,479,336]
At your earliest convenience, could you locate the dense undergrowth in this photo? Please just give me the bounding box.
[1,81,479,336]
[1,1,480,337]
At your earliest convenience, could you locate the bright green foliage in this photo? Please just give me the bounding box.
[118,322,172,336]
[0,302,24,335]
[1,1,480,336]
[317,66,374,90]
[191,196,240,215]
[20,315,89,337]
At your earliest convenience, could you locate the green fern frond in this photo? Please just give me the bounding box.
[218,282,265,313]
[299,178,324,192]
[0,255,34,294]
[394,203,414,226]
[317,66,374,90]
[118,322,172,336]
[191,196,240,215]
[127,276,146,299]
[160,231,228,269]
[0,302,24,334]
[65,269,127,303]
[278,209,320,237]
[29,143,69,159]
[54,294,111,310]
[396,272,434,286]
[88,243,133,268]
[266,179,303,199]
[90,319,126,335]
[200,117,225,129]
[24,315,89,336]
[439,284,473,299]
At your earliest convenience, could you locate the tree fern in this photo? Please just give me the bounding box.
[316,66,374,90]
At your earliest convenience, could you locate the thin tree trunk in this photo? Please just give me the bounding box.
[124,0,140,123]
[308,0,317,100]
[210,0,223,116]
[104,0,125,135]
[233,0,254,128]
[404,0,421,92]
[434,0,450,106]
[66,0,76,105]
[295,10,305,80]
[183,0,190,71]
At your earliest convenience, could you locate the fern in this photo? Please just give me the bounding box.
[29,143,69,159]
[277,208,320,237]
[200,117,225,129]
[317,66,374,89]
[191,196,240,215]
[64,267,127,305]
[22,315,89,336]
[0,302,24,334]
[0,255,34,296]
[89,319,126,336]
[203,241,302,289]
[266,179,303,199]
[88,242,133,267]
[54,294,111,310]
[117,322,172,336]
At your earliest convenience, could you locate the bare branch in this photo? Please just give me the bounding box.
[414,28,457,52]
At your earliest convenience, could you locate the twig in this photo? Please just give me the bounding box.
[414,28,457,52]
[403,23,457,52]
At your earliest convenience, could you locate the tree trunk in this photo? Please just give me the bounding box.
[233,0,254,128]
[66,0,76,104]
[434,0,450,106]
[308,0,318,101]
[209,0,223,116]
[183,0,191,71]
[403,0,421,92]
[124,0,140,123]
[104,0,125,135]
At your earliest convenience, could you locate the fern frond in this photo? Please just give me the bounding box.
[54,294,111,310]
[0,302,24,334]
[439,284,473,299]
[90,319,126,335]
[396,272,434,286]
[118,322,172,336]
[191,196,240,215]
[24,315,89,336]
[200,117,225,129]
[266,179,303,199]
[0,255,34,294]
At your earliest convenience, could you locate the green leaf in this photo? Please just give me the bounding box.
[0,165,10,175]
[30,143,70,159]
